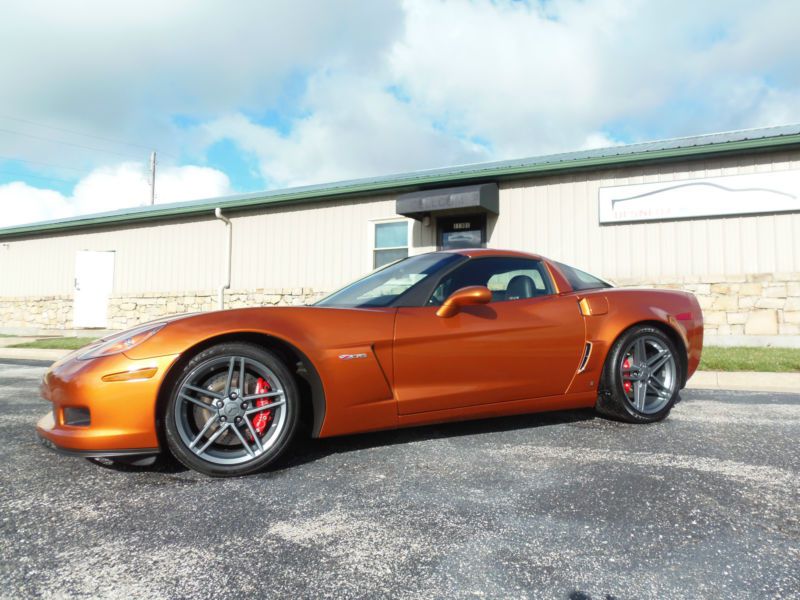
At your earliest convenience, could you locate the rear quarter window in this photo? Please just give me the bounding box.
[555,262,612,291]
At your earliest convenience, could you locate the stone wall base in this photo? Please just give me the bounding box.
[615,272,800,338]
[1,273,799,345]
[0,288,325,333]
[0,295,73,331]
[107,288,325,330]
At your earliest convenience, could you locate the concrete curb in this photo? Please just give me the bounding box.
[686,371,800,393]
[0,348,71,361]
[0,337,41,348]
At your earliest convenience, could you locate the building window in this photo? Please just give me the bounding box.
[373,221,409,268]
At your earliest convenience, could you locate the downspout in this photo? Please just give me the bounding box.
[214,208,232,310]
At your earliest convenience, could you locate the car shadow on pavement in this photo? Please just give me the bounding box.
[90,408,600,476]
[279,408,599,472]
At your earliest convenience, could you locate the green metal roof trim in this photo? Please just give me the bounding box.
[2,123,800,239]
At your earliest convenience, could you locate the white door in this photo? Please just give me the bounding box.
[73,250,115,328]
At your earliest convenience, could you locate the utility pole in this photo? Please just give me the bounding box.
[149,150,157,205]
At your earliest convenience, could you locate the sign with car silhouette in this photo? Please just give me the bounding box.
[599,168,800,223]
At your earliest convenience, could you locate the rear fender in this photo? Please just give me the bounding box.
[566,289,702,394]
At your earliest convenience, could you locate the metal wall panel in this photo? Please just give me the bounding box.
[1,149,799,299]
[0,218,223,296]
[0,197,411,297]
[490,150,800,279]
[228,195,403,291]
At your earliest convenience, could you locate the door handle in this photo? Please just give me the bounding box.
[74,278,80,291]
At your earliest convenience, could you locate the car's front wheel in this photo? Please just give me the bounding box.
[597,325,683,423]
[164,342,299,477]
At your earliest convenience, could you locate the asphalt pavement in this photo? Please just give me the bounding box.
[1,359,798,600]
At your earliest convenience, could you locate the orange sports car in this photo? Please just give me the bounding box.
[36,249,703,476]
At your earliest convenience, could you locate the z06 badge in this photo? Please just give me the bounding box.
[338,353,368,360]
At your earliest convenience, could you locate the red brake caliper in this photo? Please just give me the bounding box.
[248,377,274,440]
[622,357,633,394]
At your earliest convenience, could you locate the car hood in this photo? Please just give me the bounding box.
[122,304,394,361]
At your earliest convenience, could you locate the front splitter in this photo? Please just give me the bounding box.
[37,432,159,465]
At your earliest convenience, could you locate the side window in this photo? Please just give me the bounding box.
[428,257,554,305]
[373,221,409,268]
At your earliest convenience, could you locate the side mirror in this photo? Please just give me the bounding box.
[436,285,492,318]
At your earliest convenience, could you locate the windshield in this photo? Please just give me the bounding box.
[316,253,461,308]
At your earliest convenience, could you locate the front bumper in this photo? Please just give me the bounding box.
[36,350,179,455]
[36,425,158,460]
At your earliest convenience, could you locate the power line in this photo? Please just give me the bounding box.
[0,154,90,175]
[0,127,144,160]
[0,115,179,160]
[0,169,77,186]
[0,115,152,152]
[0,116,179,199]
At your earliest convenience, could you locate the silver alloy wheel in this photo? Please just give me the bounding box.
[619,335,677,415]
[174,355,287,465]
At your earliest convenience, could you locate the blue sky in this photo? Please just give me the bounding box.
[1,0,799,227]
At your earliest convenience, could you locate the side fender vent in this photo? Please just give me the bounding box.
[577,342,593,373]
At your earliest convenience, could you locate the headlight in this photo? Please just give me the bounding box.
[78,322,166,360]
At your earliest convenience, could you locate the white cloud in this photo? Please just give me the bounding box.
[388,0,800,156]
[2,0,800,225]
[580,132,625,151]
[201,72,490,188]
[0,183,72,226]
[0,0,402,168]
[199,0,800,188]
[0,164,231,228]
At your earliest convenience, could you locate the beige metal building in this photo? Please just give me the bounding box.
[1,124,800,346]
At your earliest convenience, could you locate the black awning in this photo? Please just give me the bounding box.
[396,183,499,220]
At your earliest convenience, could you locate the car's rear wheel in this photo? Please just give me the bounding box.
[164,342,299,477]
[596,325,683,423]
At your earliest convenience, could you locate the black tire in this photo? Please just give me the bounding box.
[164,342,299,477]
[596,325,684,423]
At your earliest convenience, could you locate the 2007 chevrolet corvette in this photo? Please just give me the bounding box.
[37,249,703,476]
